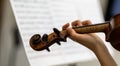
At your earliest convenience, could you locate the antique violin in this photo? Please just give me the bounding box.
[29,14,120,52]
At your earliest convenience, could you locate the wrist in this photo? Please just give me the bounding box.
[93,42,117,66]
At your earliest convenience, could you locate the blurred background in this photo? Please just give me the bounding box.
[0,0,120,66]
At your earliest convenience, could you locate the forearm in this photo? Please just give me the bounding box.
[93,43,117,66]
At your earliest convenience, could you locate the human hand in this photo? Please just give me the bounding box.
[62,20,105,51]
[62,20,117,66]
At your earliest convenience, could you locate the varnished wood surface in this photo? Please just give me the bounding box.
[30,14,120,51]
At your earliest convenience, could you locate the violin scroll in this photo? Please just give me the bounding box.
[29,28,67,52]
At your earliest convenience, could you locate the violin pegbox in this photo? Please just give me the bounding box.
[29,28,67,52]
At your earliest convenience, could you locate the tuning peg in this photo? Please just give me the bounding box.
[61,35,67,42]
[60,37,67,42]
[56,41,61,45]
[53,28,60,37]
[32,34,41,45]
[46,48,50,52]
[42,34,48,42]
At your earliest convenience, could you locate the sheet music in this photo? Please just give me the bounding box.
[10,0,113,66]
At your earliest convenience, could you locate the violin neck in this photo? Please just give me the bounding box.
[61,22,110,37]
[73,22,110,34]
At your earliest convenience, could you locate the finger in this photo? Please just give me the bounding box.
[66,27,84,40]
[62,23,69,30]
[66,28,83,37]
[72,20,82,27]
[66,27,77,37]
[82,20,92,26]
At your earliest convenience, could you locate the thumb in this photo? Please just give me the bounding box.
[66,28,84,41]
[66,28,78,37]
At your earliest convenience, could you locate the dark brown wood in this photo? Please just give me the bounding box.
[29,14,120,52]
[109,14,120,51]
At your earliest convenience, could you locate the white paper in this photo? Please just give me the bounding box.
[10,0,113,66]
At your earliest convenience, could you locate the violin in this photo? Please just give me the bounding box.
[29,14,120,52]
